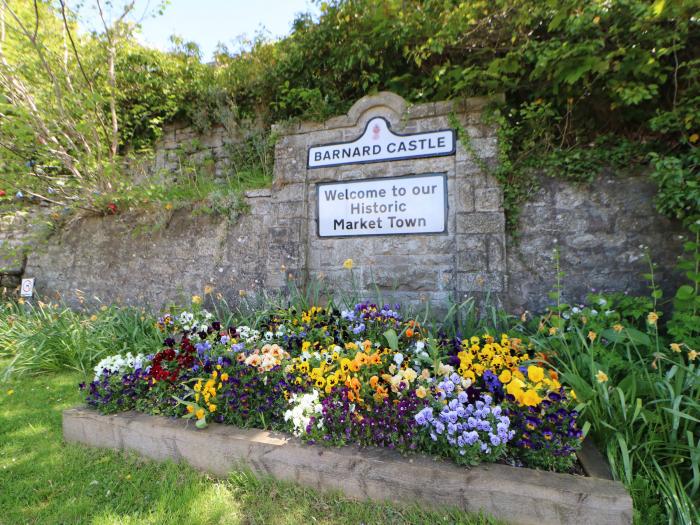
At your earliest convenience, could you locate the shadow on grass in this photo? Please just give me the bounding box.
[0,372,499,525]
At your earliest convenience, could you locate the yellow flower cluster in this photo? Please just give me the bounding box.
[457,334,527,382]
[300,306,326,325]
[291,340,394,403]
[192,369,224,419]
[457,335,563,407]
[502,365,561,407]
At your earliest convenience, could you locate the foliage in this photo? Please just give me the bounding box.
[667,220,700,352]
[0,300,161,379]
[0,0,135,207]
[180,0,698,226]
[526,251,700,524]
[649,150,700,224]
[1,0,698,225]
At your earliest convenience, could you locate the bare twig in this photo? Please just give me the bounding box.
[58,0,110,157]
[96,0,135,159]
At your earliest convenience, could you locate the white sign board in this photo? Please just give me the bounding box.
[317,174,447,237]
[20,278,34,297]
[308,117,455,168]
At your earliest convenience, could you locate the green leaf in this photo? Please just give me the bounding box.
[601,328,626,343]
[651,0,665,17]
[624,327,652,347]
[675,285,695,301]
[383,329,399,351]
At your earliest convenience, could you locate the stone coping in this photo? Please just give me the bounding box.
[63,407,632,525]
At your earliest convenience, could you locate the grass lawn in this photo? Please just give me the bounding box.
[0,370,499,525]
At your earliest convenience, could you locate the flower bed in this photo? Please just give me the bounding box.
[81,301,586,473]
[67,298,641,522]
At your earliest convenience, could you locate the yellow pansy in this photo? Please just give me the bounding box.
[527,365,545,383]
[522,389,542,407]
[498,369,512,384]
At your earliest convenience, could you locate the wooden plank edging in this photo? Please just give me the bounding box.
[63,407,632,525]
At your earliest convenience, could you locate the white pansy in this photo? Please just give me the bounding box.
[284,390,324,437]
[93,352,146,381]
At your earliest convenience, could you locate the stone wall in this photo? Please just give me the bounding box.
[24,194,276,307]
[506,174,685,313]
[0,207,48,292]
[152,121,235,179]
[20,92,687,312]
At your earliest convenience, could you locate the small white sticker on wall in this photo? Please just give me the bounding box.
[20,277,35,297]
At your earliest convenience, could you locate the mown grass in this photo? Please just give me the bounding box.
[0,368,499,525]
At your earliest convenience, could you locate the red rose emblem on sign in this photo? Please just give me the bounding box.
[372,123,381,140]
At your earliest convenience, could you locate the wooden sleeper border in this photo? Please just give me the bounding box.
[63,407,632,525]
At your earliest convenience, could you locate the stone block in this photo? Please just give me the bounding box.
[553,185,587,210]
[361,265,441,292]
[404,102,436,119]
[469,137,498,159]
[413,116,451,133]
[474,187,503,212]
[244,188,272,199]
[432,100,458,116]
[63,408,633,525]
[456,271,504,292]
[487,234,507,272]
[347,92,407,125]
[457,212,505,234]
[273,183,306,204]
